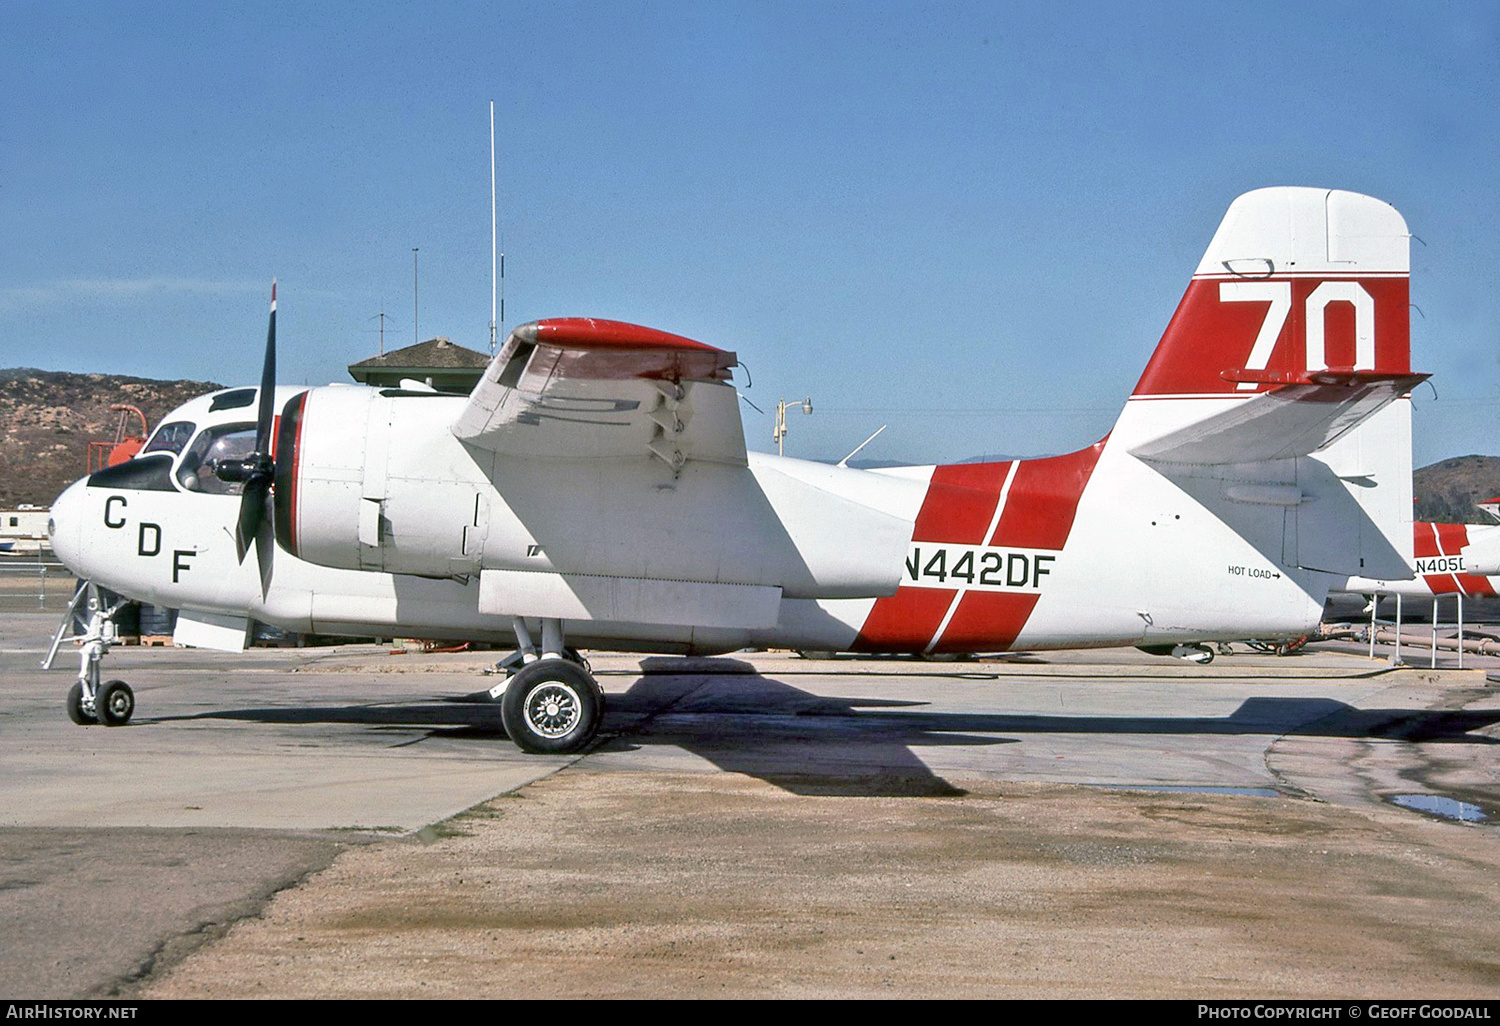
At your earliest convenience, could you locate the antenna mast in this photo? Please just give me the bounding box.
[490,100,504,355]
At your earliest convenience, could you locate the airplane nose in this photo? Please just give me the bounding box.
[48,478,87,575]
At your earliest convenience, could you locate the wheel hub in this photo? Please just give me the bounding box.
[523,681,580,738]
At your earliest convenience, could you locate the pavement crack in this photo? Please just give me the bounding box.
[100,840,346,998]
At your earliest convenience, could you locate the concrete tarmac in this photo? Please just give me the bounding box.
[3,611,1499,998]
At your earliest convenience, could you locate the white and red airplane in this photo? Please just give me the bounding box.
[47,186,1427,753]
[1340,520,1500,600]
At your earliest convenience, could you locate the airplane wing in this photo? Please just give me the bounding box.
[1129,371,1428,466]
[451,318,745,470]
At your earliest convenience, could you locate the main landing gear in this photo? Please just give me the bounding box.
[46,583,134,727]
[490,617,604,754]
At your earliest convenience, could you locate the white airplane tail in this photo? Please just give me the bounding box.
[852,188,1425,654]
[1117,187,1422,581]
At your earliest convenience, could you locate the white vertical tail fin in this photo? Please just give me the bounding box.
[1119,187,1422,580]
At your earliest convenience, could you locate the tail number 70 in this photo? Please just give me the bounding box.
[1220,280,1374,389]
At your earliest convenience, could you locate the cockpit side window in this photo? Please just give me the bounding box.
[176,424,257,494]
[143,421,196,456]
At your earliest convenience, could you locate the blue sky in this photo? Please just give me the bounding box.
[3,1,1497,467]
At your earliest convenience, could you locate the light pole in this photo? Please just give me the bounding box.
[773,397,813,456]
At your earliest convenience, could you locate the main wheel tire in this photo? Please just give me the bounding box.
[95,679,134,726]
[501,658,601,754]
[66,682,96,725]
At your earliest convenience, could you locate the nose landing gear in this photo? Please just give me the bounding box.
[46,583,134,727]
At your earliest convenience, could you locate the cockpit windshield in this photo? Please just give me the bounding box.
[176,424,257,494]
[142,421,196,456]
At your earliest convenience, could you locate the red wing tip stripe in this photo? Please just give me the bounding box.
[1191,271,1409,280]
[517,318,725,354]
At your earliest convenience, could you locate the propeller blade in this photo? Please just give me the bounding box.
[254,281,277,454]
[229,281,279,565]
[234,478,267,563]
[255,500,276,597]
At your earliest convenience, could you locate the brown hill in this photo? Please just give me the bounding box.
[0,369,222,508]
[1413,455,1500,524]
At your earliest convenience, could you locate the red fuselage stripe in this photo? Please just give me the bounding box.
[852,441,1106,653]
[1413,521,1495,596]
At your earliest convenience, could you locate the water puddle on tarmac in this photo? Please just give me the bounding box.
[1386,793,1491,824]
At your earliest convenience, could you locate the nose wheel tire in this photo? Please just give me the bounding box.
[95,680,134,726]
[500,658,602,754]
[66,682,97,725]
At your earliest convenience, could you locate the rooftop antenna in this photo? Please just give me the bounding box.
[490,100,505,355]
[371,310,389,356]
[412,248,420,346]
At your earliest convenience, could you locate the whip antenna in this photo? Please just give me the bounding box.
[490,100,503,354]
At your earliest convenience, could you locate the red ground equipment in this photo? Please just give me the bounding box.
[86,404,149,473]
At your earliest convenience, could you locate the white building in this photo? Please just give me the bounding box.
[1,507,50,555]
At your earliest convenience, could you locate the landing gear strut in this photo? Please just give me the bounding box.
[45,583,134,726]
[491,617,603,754]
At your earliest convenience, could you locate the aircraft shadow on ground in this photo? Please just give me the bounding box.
[150,658,1500,799]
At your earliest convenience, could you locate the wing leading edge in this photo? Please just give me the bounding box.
[451,318,746,470]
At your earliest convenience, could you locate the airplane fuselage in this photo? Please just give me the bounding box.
[49,382,1351,657]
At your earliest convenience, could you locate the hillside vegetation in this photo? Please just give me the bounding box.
[0,369,221,508]
[1413,455,1500,524]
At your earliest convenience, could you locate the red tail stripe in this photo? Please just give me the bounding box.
[1412,522,1493,596]
[853,439,1108,653]
[1455,574,1496,597]
[1413,522,1440,559]
[1132,276,1410,397]
[1423,574,1462,595]
[1435,522,1470,556]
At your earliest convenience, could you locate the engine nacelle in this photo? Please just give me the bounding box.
[275,386,490,577]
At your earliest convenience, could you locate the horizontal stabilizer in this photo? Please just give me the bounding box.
[1129,374,1426,466]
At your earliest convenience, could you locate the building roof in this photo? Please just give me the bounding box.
[348,338,491,373]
